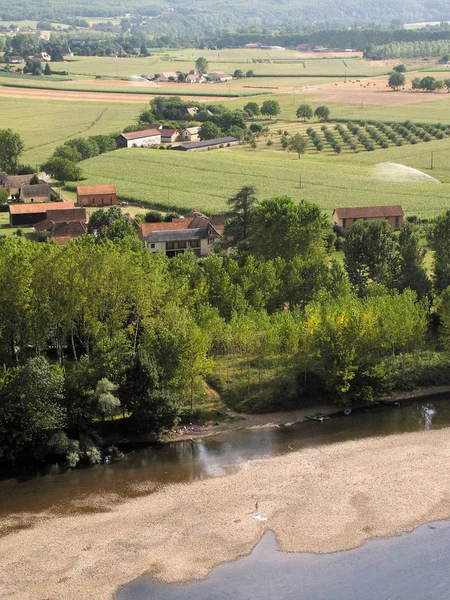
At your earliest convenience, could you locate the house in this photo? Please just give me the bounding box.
[186,70,204,83]
[208,71,232,82]
[138,212,222,257]
[156,72,178,82]
[174,137,239,152]
[8,202,75,226]
[180,127,199,142]
[333,205,404,230]
[76,185,118,207]
[21,184,50,203]
[116,128,161,148]
[186,107,199,116]
[33,52,51,61]
[34,207,87,244]
[0,173,38,198]
[160,128,180,143]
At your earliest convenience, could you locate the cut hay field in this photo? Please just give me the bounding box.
[0,97,141,164]
[72,136,450,218]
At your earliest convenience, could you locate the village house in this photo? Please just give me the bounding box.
[138,211,222,257]
[34,207,87,244]
[156,72,178,82]
[8,202,75,227]
[0,172,45,199]
[333,205,404,230]
[175,136,239,152]
[180,127,199,142]
[76,185,118,207]
[159,128,180,143]
[33,52,51,61]
[116,128,162,148]
[207,71,233,82]
[186,70,205,83]
[21,183,50,203]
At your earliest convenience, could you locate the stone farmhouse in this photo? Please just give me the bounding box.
[0,172,49,201]
[333,205,404,230]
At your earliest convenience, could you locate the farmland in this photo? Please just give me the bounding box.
[71,136,450,218]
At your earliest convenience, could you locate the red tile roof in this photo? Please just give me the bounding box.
[8,202,74,215]
[138,219,192,239]
[333,205,403,219]
[76,185,116,196]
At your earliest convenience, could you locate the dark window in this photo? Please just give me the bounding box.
[150,243,155,248]
[395,216,399,228]
[342,218,347,228]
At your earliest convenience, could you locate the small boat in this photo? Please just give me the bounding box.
[306,413,330,422]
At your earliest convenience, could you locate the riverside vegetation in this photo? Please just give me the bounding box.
[2,191,450,469]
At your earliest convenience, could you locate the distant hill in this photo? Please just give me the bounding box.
[2,0,450,33]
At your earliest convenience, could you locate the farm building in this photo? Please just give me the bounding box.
[8,202,75,226]
[34,207,87,245]
[160,128,180,143]
[76,185,117,207]
[138,211,222,257]
[180,127,199,142]
[0,172,41,198]
[186,70,205,83]
[333,205,404,230]
[21,184,50,203]
[116,129,162,148]
[174,137,239,152]
[156,72,178,82]
[208,71,233,82]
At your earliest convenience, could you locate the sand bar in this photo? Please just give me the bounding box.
[1,426,450,599]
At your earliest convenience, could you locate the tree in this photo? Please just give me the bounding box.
[44,62,52,75]
[0,129,24,174]
[224,185,258,248]
[246,69,255,77]
[420,76,436,92]
[198,121,221,140]
[411,77,422,90]
[41,157,82,183]
[444,79,450,92]
[195,56,209,73]
[428,209,450,293]
[23,59,42,76]
[65,138,99,160]
[0,189,8,204]
[244,101,260,117]
[343,220,401,295]
[261,100,280,119]
[233,69,244,78]
[393,64,406,72]
[388,72,405,90]
[296,104,313,121]
[314,106,330,121]
[288,133,308,158]
[93,378,121,420]
[144,210,163,223]
[53,145,82,163]
[140,42,148,56]
[397,223,430,299]
[434,80,444,92]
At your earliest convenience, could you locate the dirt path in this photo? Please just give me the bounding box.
[2,426,450,599]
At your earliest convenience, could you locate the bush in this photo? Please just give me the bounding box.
[144,210,163,223]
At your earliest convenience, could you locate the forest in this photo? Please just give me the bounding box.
[2,191,450,469]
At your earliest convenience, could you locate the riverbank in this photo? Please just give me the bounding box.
[2,425,450,599]
[170,384,450,442]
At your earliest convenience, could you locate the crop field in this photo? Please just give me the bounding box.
[71,136,450,218]
[0,97,141,164]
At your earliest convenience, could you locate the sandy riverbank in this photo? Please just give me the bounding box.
[2,426,450,599]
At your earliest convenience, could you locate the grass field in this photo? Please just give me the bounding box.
[0,97,141,164]
[70,136,450,218]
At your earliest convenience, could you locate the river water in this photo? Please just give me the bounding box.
[1,395,449,520]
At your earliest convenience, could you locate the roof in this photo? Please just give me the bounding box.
[160,128,179,136]
[118,129,161,141]
[76,185,116,196]
[51,221,88,245]
[21,184,50,199]
[159,72,178,78]
[138,219,191,239]
[183,127,199,134]
[5,174,34,188]
[333,205,404,219]
[46,207,87,222]
[9,202,74,215]
[146,228,210,243]
[176,137,238,150]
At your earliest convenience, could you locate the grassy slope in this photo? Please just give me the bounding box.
[74,136,450,217]
[0,97,142,164]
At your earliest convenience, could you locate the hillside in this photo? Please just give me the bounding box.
[2,0,450,31]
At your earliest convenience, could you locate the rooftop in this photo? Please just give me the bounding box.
[21,184,50,199]
[333,205,404,219]
[76,185,116,196]
[9,202,74,215]
[176,137,238,150]
[118,129,161,141]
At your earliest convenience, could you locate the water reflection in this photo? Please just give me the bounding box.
[1,394,450,522]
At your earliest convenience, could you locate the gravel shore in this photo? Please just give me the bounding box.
[1,427,450,599]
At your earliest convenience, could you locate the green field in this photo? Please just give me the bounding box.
[70,136,450,218]
[0,97,141,164]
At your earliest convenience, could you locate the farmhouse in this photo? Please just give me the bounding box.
[21,184,50,203]
[116,129,162,148]
[159,128,180,143]
[174,137,239,152]
[0,172,38,198]
[33,52,51,61]
[156,72,178,82]
[8,202,75,227]
[186,70,205,83]
[76,185,117,207]
[34,207,87,244]
[208,71,233,82]
[180,127,200,142]
[138,211,222,257]
[333,205,404,230]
